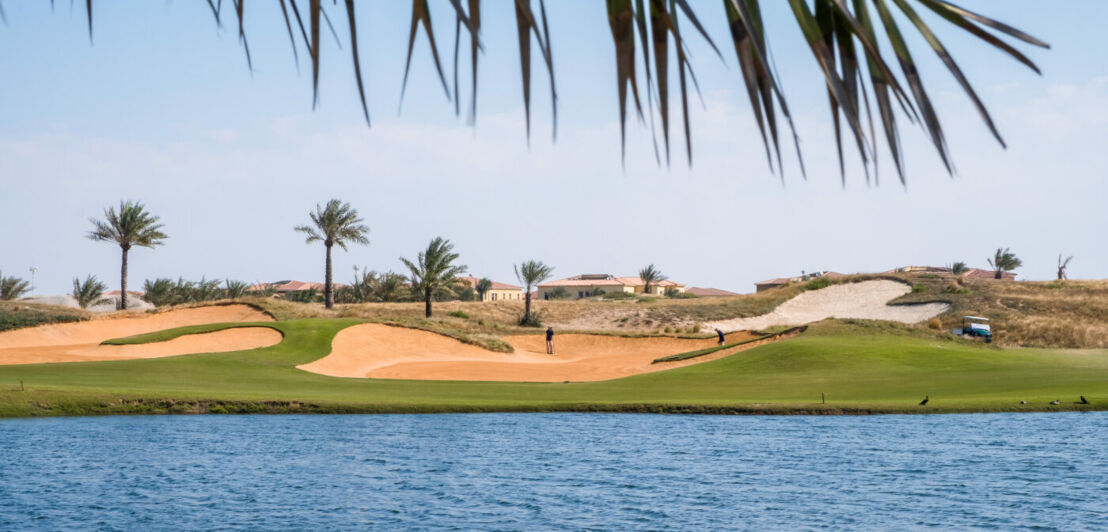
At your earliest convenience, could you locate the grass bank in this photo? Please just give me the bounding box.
[1,319,1106,418]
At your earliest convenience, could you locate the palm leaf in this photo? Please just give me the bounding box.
[28,1,1049,183]
[344,0,369,125]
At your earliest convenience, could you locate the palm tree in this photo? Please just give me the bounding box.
[30,1,1046,181]
[401,237,467,318]
[1057,255,1074,281]
[987,248,1022,280]
[71,275,108,309]
[950,261,968,275]
[0,271,31,301]
[639,264,667,296]
[514,260,553,325]
[87,201,168,310]
[376,272,410,303]
[475,278,493,302]
[294,199,370,309]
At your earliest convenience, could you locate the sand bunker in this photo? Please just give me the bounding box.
[704,280,950,332]
[0,327,282,365]
[300,323,769,382]
[0,304,276,365]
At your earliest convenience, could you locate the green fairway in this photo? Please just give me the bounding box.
[1,318,1106,417]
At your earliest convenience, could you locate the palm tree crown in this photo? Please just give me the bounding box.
[87,200,167,310]
[639,264,668,296]
[987,247,1022,279]
[294,199,371,251]
[401,237,467,318]
[295,199,370,309]
[88,200,167,250]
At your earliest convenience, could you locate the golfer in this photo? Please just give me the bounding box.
[546,326,555,355]
[716,328,725,345]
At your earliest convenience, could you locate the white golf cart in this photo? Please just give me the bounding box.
[955,316,992,343]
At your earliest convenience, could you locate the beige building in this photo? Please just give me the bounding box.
[458,276,524,302]
[537,274,685,300]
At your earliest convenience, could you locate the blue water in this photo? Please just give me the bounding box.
[1,413,1106,531]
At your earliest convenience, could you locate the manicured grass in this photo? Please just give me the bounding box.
[1,318,1106,418]
[652,326,807,363]
[101,322,282,345]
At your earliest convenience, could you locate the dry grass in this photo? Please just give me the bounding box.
[893,277,1108,348]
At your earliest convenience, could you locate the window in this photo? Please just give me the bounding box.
[492,293,497,301]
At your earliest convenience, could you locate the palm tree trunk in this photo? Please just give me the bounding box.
[525,291,532,320]
[120,246,129,310]
[325,244,334,309]
[994,269,1002,280]
[424,288,433,318]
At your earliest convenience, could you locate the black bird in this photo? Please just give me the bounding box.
[1080,396,1090,404]
[1020,400,1027,405]
[1049,400,1061,405]
[919,396,929,406]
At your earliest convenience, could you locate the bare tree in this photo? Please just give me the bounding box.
[1057,254,1074,280]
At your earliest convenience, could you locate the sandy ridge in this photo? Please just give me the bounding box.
[703,280,950,332]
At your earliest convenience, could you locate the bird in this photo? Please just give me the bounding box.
[1080,396,1089,405]
[1020,400,1027,405]
[1049,400,1060,405]
[919,396,929,406]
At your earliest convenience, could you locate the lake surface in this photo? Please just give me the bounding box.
[1,413,1106,530]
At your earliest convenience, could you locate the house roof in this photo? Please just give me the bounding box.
[686,287,740,297]
[540,274,685,288]
[886,266,1016,280]
[963,268,1017,280]
[755,271,845,286]
[458,276,521,291]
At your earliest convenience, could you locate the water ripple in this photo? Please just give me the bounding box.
[0,412,1106,531]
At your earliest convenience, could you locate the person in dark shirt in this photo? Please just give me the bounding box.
[546,327,555,355]
[716,328,725,345]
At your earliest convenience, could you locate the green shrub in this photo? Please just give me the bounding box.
[602,290,636,300]
[803,277,834,291]
[944,282,969,294]
[912,284,929,293]
[448,310,470,320]
[518,311,543,327]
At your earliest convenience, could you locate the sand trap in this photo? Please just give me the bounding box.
[704,280,950,332]
[0,327,283,365]
[0,304,276,365]
[299,323,768,382]
[0,304,272,349]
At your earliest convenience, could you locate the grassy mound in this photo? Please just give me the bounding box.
[1,318,1106,417]
[0,301,89,333]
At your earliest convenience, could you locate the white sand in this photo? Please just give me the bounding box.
[703,280,950,332]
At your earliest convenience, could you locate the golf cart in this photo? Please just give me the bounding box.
[955,316,993,343]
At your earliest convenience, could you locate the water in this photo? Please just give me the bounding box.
[1,413,1106,531]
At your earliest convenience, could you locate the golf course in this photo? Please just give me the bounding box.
[2,277,1105,418]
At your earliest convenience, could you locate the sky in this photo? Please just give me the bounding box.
[1,1,1105,295]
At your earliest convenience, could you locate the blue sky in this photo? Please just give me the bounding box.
[1,1,1105,295]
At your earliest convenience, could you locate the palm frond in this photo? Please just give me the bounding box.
[48,0,1047,183]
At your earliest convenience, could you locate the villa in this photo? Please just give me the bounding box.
[537,274,686,300]
[458,276,524,302]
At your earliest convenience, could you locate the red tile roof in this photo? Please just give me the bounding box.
[458,276,521,291]
[540,274,685,288]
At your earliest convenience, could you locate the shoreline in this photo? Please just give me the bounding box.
[2,394,1104,419]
